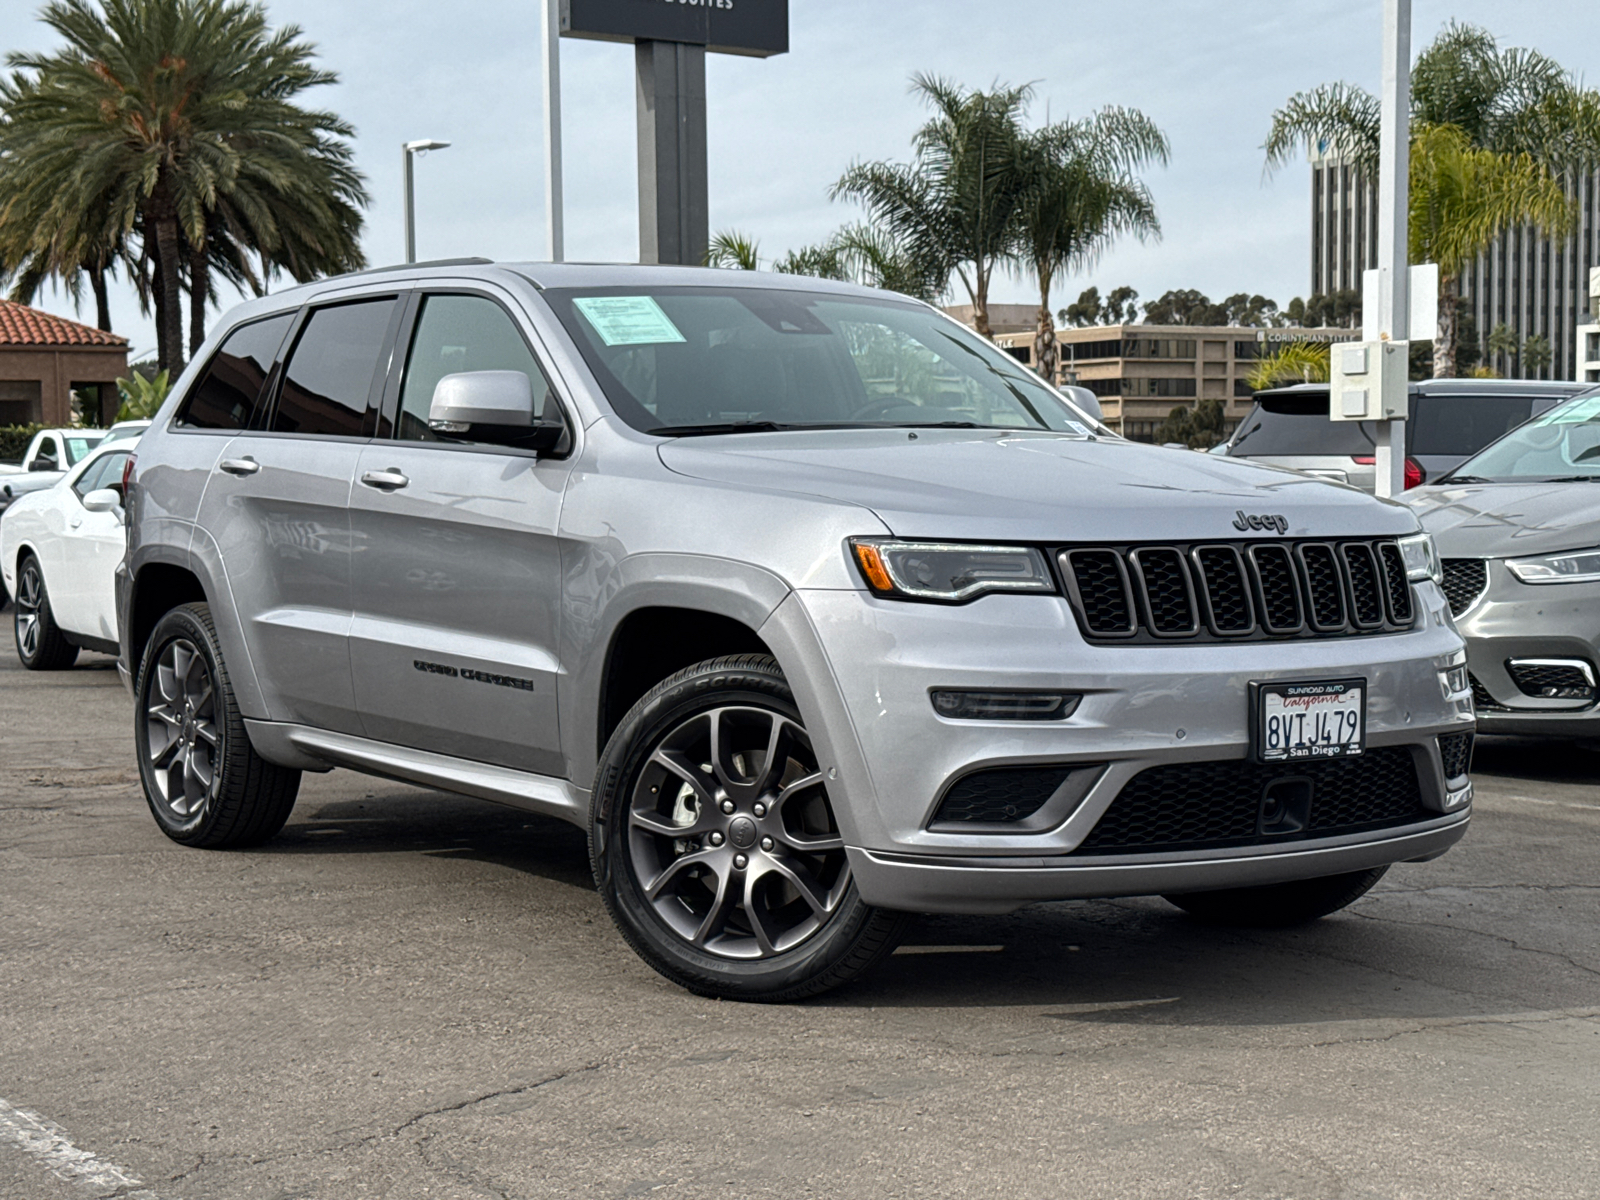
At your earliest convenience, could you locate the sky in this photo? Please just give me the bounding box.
[2,0,1597,362]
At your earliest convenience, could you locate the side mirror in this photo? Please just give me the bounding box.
[428,370,565,453]
[29,458,55,472]
[82,488,123,519]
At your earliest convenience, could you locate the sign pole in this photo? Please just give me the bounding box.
[635,39,709,267]
[542,0,565,262]
[1372,0,1410,498]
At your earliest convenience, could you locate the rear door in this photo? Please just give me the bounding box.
[195,293,403,732]
[51,448,132,642]
[346,288,574,774]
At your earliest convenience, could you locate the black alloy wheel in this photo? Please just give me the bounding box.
[592,655,909,1001]
[13,555,78,670]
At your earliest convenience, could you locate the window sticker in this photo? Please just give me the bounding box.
[1065,420,1090,436]
[574,296,686,347]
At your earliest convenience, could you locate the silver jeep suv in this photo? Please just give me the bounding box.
[118,262,1474,1000]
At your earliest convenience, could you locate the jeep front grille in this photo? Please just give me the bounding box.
[1060,538,1414,645]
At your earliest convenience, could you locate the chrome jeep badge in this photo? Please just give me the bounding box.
[1233,511,1289,534]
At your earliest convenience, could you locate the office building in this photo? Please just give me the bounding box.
[1310,150,1600,381]
[1579,266,1600,384]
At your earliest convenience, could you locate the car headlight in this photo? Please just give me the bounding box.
[1506,547,1600,585]
[849,539,1055,602]
[1397,532,1442,584]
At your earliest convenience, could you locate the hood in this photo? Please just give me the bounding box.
[1403,481,1600,558]
[658,428,1419,542]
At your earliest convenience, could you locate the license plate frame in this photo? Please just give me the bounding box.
[1250,678,1367,763]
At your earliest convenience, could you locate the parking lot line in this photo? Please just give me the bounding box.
[0,1098,166,1199]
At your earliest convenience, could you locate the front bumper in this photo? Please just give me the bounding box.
[848,812,1469,914]
[1454,564,1600,737]
[773,580,1471,912]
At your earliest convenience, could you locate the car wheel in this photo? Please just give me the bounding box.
[135,602,301,848]
[591,654,910,1001]
[13,554,78,670]
[1163,866,1390,927]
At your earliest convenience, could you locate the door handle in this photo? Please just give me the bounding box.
[69,518,82,529]
[360,469,410,491]
[219,457,260,476]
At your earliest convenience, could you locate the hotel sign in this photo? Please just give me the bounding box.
[561,0,788,57]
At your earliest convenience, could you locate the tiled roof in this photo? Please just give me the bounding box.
[0,299,128,347]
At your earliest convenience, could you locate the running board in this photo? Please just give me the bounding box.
[243,720,589,826]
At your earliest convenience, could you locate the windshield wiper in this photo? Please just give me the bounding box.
[1436,474,1494,484]
[1535,475,1600,483]
[648,421,796,437]
[883,420,986,429]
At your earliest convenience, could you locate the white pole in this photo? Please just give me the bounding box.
[542,0,565,263]
[1373,0,1410,498]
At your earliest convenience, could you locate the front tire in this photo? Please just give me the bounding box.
[1163,866,1389,927]
[13,554,78,670]
[590,654,909,1001]
[135,602,301,848]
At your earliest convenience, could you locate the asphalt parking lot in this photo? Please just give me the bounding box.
[1,637,1597,1200]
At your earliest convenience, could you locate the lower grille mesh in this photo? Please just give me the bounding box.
[1072,748,1428,855]
[934,766,1072,824]
[1440,559,1488,617]
[1438,732,1474,780]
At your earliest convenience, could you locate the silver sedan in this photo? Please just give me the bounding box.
[1405,386,1600,736]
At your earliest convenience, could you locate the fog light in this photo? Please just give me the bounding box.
[930,691,1081,721]
[1439,662,1469,700]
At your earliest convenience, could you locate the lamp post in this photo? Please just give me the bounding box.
[402,139,451,264]
[542,0,564,262]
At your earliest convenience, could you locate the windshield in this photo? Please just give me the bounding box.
[64,435,103,465]
[544,286,1101,435]
[1446,388,1600,481]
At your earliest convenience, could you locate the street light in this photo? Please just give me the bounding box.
[402,139,451,264]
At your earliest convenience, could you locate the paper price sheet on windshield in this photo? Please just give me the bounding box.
[1253,679,1366,762]
[573,296,686,347]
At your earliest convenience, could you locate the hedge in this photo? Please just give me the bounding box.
[0,423,46,464]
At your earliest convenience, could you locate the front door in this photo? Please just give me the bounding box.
[347,290,572,776]
[52,448,134,642]
[195,295,401,732]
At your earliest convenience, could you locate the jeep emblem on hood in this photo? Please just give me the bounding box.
[1233,510,1289,535]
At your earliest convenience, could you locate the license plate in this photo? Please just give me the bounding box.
[1253,678,1366,762]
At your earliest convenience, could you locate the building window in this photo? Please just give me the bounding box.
[1122,420,1158,443]
[1121,378,1197,398]
[1234,378,1257,397]
[1079,377,1122,396]
[1234,341,1265,359]
[1063,337,1197,361]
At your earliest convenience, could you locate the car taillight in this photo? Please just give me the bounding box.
[121,453,136,491]
[1351,455,1425,489]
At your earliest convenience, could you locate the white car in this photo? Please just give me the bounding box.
[2,439,136,668]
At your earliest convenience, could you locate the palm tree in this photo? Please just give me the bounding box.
[1521,333,1553,378]
[705,230,760,271]
[826,222,945,301]
[1013,108,1167,383]
[0,0,368,371]
[1408,124,1571,374]
[833,75,1033,338]
[1245,341,1330,391]
[1485,322,1519,375]
[1263,21,1600,373]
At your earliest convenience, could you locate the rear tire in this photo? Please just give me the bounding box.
[13,554,78,670]
[135,602,300,848]
[1163,866,1389,927]
[590,654,910,1002]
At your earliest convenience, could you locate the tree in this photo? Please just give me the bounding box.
[826,223,945,300]
[1522,333,1553,377]
[1060,284,1138,327]
[1245,341,1330,390]
[1263,21,1600,375]
[833,75,1034,338]
[1013,106,1166,382]
[1408,124,1571,374]
[0,0,368,372]
[1157,396,1226,449]
[1485,322,1519,374]
[705,230,760,270]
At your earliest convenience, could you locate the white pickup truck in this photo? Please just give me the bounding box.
[0,429,107,515]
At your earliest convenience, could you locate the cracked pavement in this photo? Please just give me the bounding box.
[2,642,1597,1199]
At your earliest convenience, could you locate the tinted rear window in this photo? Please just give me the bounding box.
[1229,395,1375,456]
[1408,394,1537,456]
[270,299,397,437]
[176,314,293,431]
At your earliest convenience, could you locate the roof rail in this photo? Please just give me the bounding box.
[341,257,495,279]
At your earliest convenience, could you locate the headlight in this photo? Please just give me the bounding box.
[1397,532,1442,584]
[849,539,1055,602]
[1506,546,1600,585]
